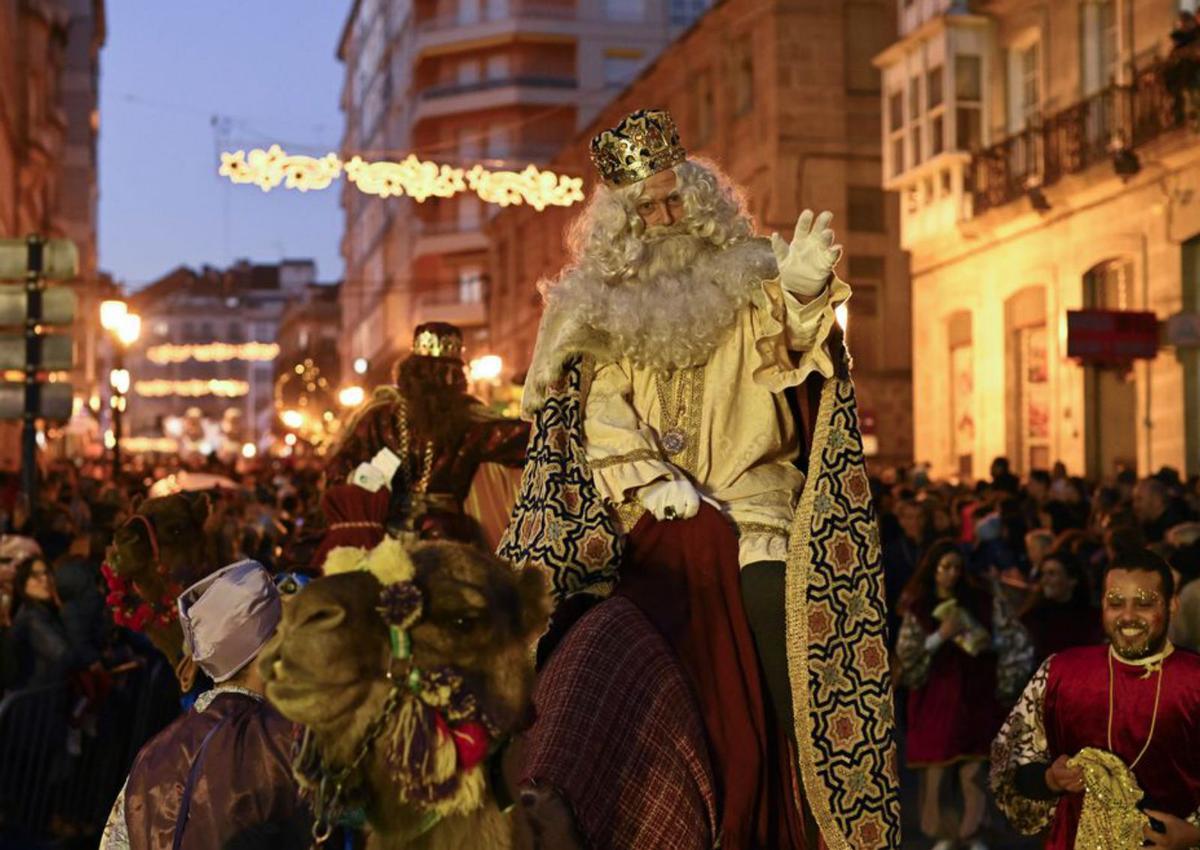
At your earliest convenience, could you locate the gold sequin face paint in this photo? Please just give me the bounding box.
[1103,569,1170,661]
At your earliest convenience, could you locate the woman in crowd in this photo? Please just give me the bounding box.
[896,540,1004,850]
[1018,548,1102,665]
[9,557,77,688]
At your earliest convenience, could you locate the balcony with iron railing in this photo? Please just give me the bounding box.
[969,55,1199,217]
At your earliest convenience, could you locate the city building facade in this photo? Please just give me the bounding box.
[0,0,105,407]
[125,260,321,450]
[874,0,1200,479]
[273,282,343,449]
[487,0,915,465]
[336,0,700,387]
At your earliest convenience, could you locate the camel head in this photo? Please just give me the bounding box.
[104,491,233,673]
[407,541,551,734]
[260,569,392,748]
[262,540,550,740]
[108,491,216,589]
[260,539,550,841]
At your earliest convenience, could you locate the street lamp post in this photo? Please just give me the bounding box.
[100,300,140,480]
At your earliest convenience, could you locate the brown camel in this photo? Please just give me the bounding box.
[105,491,232,672]
[260,539,551,850]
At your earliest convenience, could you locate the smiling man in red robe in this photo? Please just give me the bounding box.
[991,548,1200,849]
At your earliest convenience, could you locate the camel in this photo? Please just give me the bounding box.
[261,535,716,850]
[260,539,551,850]
[104,491,232,673]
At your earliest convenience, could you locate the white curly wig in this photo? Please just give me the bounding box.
[537,158,772,372]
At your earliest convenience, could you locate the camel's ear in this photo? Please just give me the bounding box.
[515,566,552,641]
[182,492,212,525]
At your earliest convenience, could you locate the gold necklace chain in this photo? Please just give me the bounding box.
[1106,648,1165,771]
[654,368,691,457]
[394,394,434,494]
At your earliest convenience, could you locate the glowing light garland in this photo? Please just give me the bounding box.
[134,379,250,399]
[146,342,281,365]
[219,145,585,209]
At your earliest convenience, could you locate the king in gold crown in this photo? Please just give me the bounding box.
[411,322,464,360]
[590,109,687,188]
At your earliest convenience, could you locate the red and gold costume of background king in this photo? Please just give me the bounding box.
[324,322,528,550]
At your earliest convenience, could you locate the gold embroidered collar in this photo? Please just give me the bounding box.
[1109,641,1174,675]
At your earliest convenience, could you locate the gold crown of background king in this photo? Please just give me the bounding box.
[589,109,687,188]
[411,322,464,359]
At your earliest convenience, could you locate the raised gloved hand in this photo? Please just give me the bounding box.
[639,478,701,522]
[770,209,842,299]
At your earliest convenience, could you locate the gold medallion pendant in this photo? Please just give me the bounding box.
[661,428,686,456]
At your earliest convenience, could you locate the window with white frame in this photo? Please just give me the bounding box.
[486,125,511,160]
[459,267,485,304]
[954,53,983,151]
[908,75,923,166]
[603,52,642,87]
[457,58,481,87]
[604,0,644,22]
[1007,36,1041,132]
[485,54,509,82]
[927,63,945,156]
[885,39,983,180]
[1081,1,1118,95]
[888,87,905,178]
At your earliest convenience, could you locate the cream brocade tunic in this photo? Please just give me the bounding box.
[584,275,851,566]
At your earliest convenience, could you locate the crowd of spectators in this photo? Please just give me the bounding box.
[0,454,324,840]
[877,456,1200,848]
[4,443,1200,846]
[878,457,1200,648]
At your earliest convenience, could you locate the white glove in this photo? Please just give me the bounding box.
[349,463,388,492]
[770,209,842,299]
[638,478,701,522]
[348,447,403,492]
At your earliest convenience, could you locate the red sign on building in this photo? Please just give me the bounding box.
[1066,310,1159,362]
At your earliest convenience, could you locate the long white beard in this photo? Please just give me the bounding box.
[567,233,757,372]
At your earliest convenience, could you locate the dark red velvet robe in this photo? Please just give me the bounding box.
[124,692,306,850]
[1043,645,1200,849]
[618,506,811,850]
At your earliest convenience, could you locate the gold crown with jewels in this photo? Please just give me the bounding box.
[411,322,464,360]
[589,109,687,188]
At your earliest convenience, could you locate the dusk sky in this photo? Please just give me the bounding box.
[98,2,349,289]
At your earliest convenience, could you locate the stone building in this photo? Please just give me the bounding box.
[336,0,706,387]
[874,0,1200,479]
[486,0,915,465]
[0,0,105,403]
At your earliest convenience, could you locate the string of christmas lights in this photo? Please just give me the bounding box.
[145,342,281,365]
[134,379,250,398]
[218,145,585,210]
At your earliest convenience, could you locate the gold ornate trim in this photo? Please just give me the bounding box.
[737,521,789,538]
[588,448,662,469]
[614,501,648,533]
[785,377,843,850]
[783,376,899,850]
